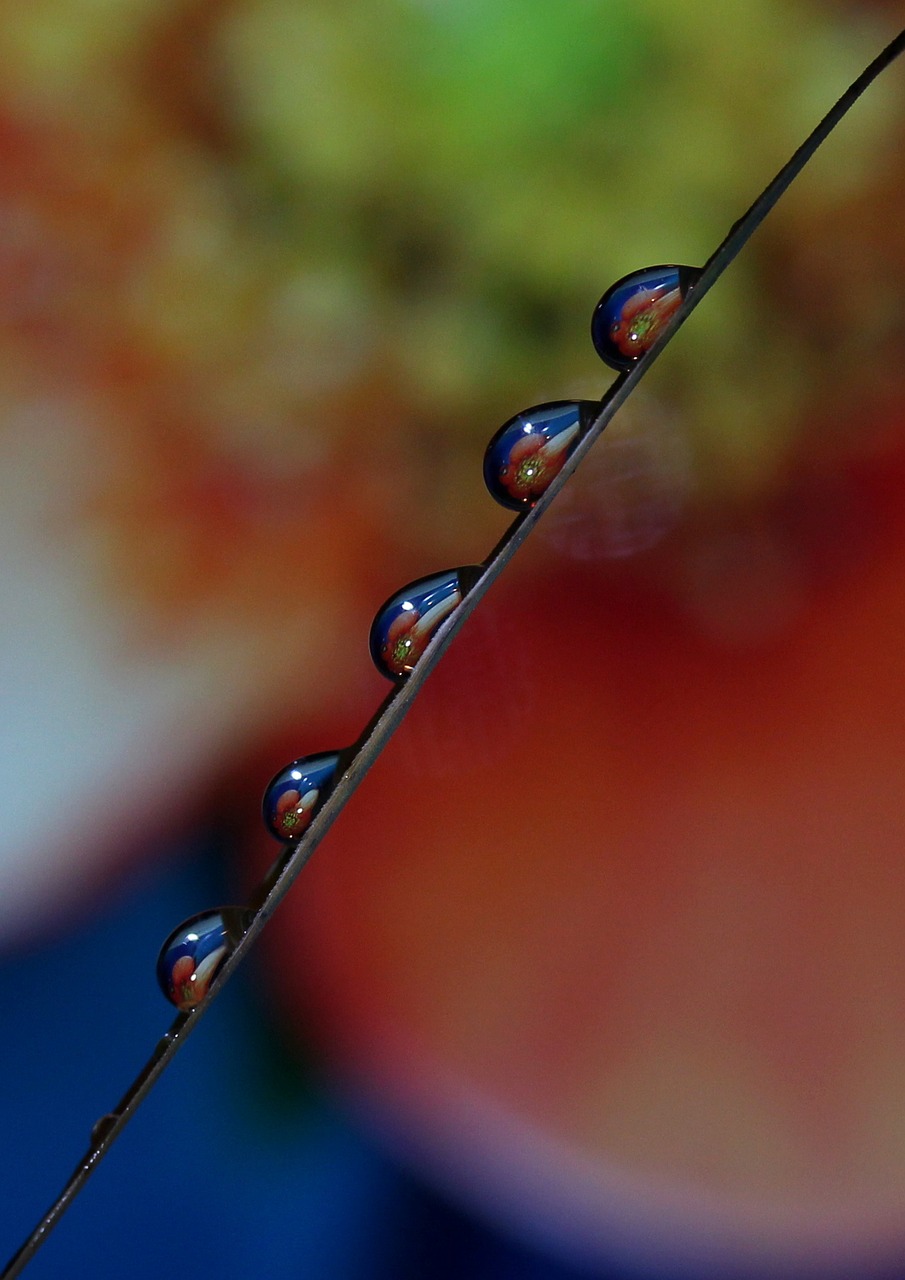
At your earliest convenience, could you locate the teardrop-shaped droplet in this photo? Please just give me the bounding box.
[591,265,701,371]
[156,907,249,1011]
[369,568,476,681]
[483,400,598,511]
[263,750,344,843]
[89,1113,119,1149]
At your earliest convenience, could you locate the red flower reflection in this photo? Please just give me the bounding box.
[499,431,573,503]
[168,945,228,1010]
[273,787,317,839]
[381,591,462,677]
[609,284,682,359]
[170,954,198,1008]
[383,609,428,677]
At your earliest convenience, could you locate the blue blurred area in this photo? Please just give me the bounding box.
[0,838,385,1277]
[8,837,905,1279]
[0,834,657,1280]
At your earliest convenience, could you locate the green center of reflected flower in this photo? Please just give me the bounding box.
[516,455,545,489]
[392,636,414,665]
[629,311,655,341]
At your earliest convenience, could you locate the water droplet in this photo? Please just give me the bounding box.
[263,750,344,842]
[89,1113,119,1148]
[591,265,700,371]
[369,568,475,681]
[483,400,598,511]
[156,907,249,1011]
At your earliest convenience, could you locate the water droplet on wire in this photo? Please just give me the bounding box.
[89,1114,118,1149]
[591,265,701,370]
[369,568,475,681]
[483,400,598,510]
[263,751,344,842]
[156,908,249,1011]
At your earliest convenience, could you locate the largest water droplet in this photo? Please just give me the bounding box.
[483,400,598,511]
[591,265,700,371]
[369,568,474,681]
[156,907,249,1011]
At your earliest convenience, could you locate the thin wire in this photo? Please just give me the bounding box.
[3,25,904,1279]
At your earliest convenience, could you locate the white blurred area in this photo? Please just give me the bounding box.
[0,394,329,941]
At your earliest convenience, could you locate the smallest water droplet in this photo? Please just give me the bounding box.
[262,750,345,843]
[89,1113,119,1148]
[591,265,701,371]
[156,907,249,1011]
[153,1030,178,1061]
[483,400,598,511]
[369,567,476,681]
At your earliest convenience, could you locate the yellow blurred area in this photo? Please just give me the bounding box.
[0,2,900,609]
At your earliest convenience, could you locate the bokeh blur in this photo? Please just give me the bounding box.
[2,1,905,1276]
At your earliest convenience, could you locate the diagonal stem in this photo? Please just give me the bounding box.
[3,24,903,1279]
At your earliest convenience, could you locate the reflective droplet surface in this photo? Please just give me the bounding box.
[369,568,474,681]
[483,400,598,511]
[591,265,700,371]
[263,750,344,842]
[89,1114,119,1148]
[156,907,248,1011]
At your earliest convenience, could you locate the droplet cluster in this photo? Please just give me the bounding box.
[157,262,699,1007]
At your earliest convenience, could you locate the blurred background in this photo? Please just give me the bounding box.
[1,0,905,1276]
